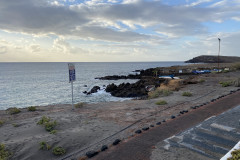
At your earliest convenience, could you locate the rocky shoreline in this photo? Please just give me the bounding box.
[1,62,240,160]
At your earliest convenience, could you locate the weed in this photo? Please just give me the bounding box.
[0,144,11,160]
[148,89,172,99]
[227,148,240,160]
[8,107,21,115]
[52,146,66,156]
[155,100,167,105]
[28,106,36,111]
[219,81,232,87]
[37,116,50,125]
[74,102,85,108]
[50,130,57,134]
[37,116,57,132]
[39,141,51,150]
[45,121,57,132]
[12,123,20,127]
[232,62,240,70]
[182,92,192,97]
[0,120,4,126]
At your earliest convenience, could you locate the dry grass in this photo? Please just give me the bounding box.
[159,79,183,91]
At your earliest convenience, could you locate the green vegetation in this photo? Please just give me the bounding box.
[182,92,193,97]
[37,116,57,132]
[50,130,57,134]
[0,144,11,160]
[39,141,51,150]
[28,106,36,111]
[148,89,172,99]
[74,102,85,108]
[52,147,66,156]
[8,107,21,115]
[219,81,232,87]
[199,79,205,83]
[0,120,4,127]
[12,123,20,127]
[155,100,167,105]
[227,148,240,160]
[232,62,240,70]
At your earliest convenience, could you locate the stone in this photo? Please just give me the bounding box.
[142,127,149,131]
[135,130,142,134]
[101,145,108,151]
[113,139,121,145]
[86,151,98,158]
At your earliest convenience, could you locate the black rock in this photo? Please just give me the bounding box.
[101,145,108,151]
[135,130,142,134]
[150,125,154,127]
[142,127,149,131]
[162,120,166,122]
[191,106,196,109]
[105,78,165,98]
[156,122,161,125]
[86,151,98,158]
[113,139,121,145]
[171,115,176,119]
[83,85,87,87]
[180,111,184,114]
[83,91,87,94]
[89,86,101,94]
[183,110,188,113]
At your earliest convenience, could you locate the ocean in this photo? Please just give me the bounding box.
[0,62,185,110]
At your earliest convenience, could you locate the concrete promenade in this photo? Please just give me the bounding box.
[91,90,240,160]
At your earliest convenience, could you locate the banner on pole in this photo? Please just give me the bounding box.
[68,63,76,83]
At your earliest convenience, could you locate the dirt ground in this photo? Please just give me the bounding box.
[0,70,240,160]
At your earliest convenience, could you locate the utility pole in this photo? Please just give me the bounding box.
[218,38,221,72]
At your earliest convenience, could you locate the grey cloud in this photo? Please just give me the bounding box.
[0,0,239,42]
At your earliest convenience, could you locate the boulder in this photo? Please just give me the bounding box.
[87,86,100,94]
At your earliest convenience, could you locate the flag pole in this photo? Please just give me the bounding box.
[218,38,221,72]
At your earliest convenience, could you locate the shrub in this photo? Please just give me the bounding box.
[52,147,66,156]
[0,144,11,160]
[155,100,167,105]
[0,120,4,126]
[28,106,36,111]
[37,116,57,132]
[37,116,50,125]
[74,102,85,108]
[227,148,240,160]
[39,141,51,150]
[148,89,172,99]
[45,121,57,132]
[232,62,240,70]
[8,107,21,115]
[50,130,57,134]
[219,81,232,87]
[182,92,192,97]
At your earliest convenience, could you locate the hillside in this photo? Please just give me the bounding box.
[185,55,240,63]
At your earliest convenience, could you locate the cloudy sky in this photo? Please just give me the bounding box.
[0,0,239,62]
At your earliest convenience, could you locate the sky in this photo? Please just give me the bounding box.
[0,0,240,62]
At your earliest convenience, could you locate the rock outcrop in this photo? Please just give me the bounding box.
[105,78,165,98]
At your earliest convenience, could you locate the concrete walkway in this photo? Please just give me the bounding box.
[91,90,240,160]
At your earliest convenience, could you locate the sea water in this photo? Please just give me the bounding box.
[0,62,185,109]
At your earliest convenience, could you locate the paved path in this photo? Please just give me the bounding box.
[91,90,240,160]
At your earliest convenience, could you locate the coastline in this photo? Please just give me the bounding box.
[0,63,240,160]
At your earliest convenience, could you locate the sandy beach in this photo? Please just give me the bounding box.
[0,64,240,160]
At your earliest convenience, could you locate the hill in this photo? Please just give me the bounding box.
[185,55,240,63]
